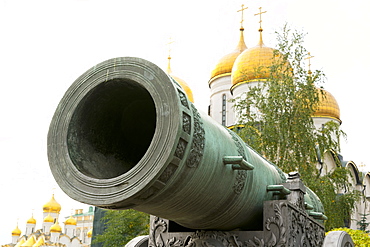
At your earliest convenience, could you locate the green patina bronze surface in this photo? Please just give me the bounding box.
[47,57,325,231]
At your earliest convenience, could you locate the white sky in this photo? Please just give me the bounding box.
[0,0,369,243]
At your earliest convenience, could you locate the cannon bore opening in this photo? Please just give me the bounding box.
[67,78,156,179]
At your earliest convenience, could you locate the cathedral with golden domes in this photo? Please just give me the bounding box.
[171,6,370,231]
[1,195,93,247]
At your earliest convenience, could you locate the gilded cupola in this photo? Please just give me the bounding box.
[313,88,341,123]
[209,27,247,84]
[231,7,281,87]
[65,215,77,226]
[43,213,54,223]
[87,228,93,238]
[50,220,62,233]
[11,225,21,236]
[27,215,36,225]
[42,194,61,214]
[209,5,248,84]
[166,53,194,103]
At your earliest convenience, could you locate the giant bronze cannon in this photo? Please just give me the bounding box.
[48,57,330,244]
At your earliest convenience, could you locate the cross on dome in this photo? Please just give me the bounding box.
[167,37,175,74]
[237,4,248,29]
[254,7,267,31]
[305,52,315,74]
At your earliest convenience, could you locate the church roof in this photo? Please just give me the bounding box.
[166,55,194,103]
[313,88,341,123]
[27,215,36,225]
[43,194,61,214]
[12,225,21,236]
[209,27,247,83]
[64,216,77,226]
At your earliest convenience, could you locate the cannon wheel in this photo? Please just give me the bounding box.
[323,231,354,247]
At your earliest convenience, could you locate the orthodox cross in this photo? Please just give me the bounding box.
[305,52,315,74]
[237,4,248,28]
[166,37,175,73]
[254,7,267,30]
[167,37,175,58]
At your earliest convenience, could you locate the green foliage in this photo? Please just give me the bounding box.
[328,228,370,246]
[92,209,149,247]
[232,24,358,230]
[357,213,370,233]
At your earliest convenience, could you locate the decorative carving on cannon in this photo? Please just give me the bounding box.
[47,57,351,246]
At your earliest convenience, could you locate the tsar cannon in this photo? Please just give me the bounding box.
[47,57,353,247]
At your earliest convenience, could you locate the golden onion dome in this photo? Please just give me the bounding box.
[27,215,36,225]
[50,221,62,233]
[65,215,77,226]
[170,74,194,103]
[87,228,93,238]
[313,88,341,122]
[43,194,61,214]
[12,225,21,236]
[43,213,54,223]
[166,56,194,103]
[232,30,277,87]
[210,28,247,83]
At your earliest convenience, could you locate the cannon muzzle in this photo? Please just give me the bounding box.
[48,57,322,231]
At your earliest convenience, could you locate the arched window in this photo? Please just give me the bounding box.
[222,94,226,126]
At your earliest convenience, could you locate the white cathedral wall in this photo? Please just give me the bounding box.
[320,152,337,176]
[42,212,59,219]
[11,235,19,245]
[42,222,53,235]
[232,81,266,125]
[312,117,340,130]
[346,164,362,230]
[362,175,370,232]
[60,235,71,247]
[25,223,36,235]
[64,224,77,239]
[71,238,81,247]
[50,232,60,243]
[209,76,235,127]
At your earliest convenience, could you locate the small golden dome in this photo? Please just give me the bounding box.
[43,194,61,214]
[210,28,247,83]
[50,221,62,233]
[170,74,194,103]
[87,228,93,238]
[12,225,21,236]
[43,213,54,223]
[65,215,77,226]
[27,215,36,225]
[166,56,194,103]
[313,88,341,122]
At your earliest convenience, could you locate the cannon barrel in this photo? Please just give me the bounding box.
[48,57,323,230]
